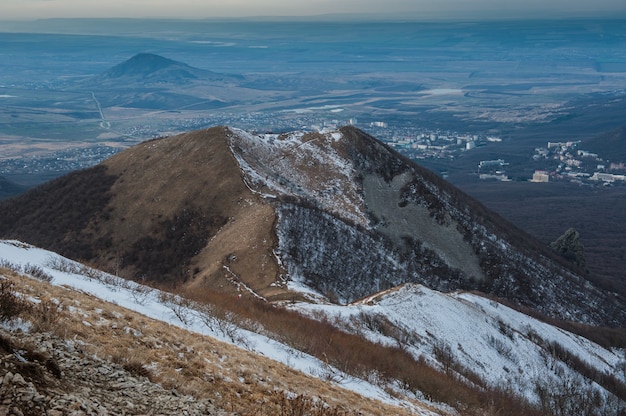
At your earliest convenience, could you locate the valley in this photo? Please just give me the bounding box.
[2,19,626,180]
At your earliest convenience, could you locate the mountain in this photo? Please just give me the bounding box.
[91,52,243,86]
[2,126,626,414]
[0,125,623,330]
[79,53,243,110]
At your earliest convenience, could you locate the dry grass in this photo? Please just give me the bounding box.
[101,127,289,299]
[1,269,441,416]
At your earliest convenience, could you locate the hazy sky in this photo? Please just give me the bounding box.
[2,0,626,20]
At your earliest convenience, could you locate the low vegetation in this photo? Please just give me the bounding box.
[0,279,31,322]
[184,287,548,416]
[123,207,226,284]
[0,165,116,260]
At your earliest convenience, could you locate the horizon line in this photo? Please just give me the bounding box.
[3,12,626,23]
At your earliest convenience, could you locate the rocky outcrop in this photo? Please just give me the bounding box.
[550,227,587,271]
[0,329,228,416]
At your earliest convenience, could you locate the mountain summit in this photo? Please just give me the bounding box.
[105,53,188,77]
[0,126,624,328]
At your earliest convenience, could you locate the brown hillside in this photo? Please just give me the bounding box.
[99,127,285,299]
[0,127,287,300]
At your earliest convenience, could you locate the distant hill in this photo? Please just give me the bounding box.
[104,53,195,79]
[0,126,624,328]
[78,53,244,109]
[583,123,626,163]
[86,53,243,87]
[0,176,26,200]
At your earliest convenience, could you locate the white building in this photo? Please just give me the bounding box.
[531,170,549,183]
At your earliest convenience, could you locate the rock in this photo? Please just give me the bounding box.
[11,406,24,416]
[550,227,587,271]
[10,373,25,386]
[1,322,229,416]
[3,372,13,385]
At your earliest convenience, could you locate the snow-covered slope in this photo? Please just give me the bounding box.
[0,240,440,415]
[2,239,626,414]
[292,284,626,412]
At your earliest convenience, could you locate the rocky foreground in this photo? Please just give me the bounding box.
[0,329,228,416]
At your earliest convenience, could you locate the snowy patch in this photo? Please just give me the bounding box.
[226,127,369,227]
[292,283,626,406]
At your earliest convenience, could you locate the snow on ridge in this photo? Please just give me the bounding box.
[0,240,436,415]
[226,127,370,227]
[293,283,626,406]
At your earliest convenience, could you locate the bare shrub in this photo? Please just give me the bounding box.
[47,256,107,282]
[497,319,515,340]
[487,334,515,362]
[0,332,13,353]
[354,311,418,348]
[251,391,359,416]
[535,372,606,416]
[0,259,22,273]
[196,303,252,347]
[432,340,454,373]
[158,291,193,325]
[79,264,106,281]
[46,256,80,274]
[545,340,626,402]
[30,299,62,332]
[129,283,153,305]
[24,263,53,282]
[123,359,155,381]
[0,279,31,322]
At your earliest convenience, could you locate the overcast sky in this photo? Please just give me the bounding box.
[2,0,626,20]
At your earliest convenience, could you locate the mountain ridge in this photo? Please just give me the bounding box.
[0,126,623,329]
